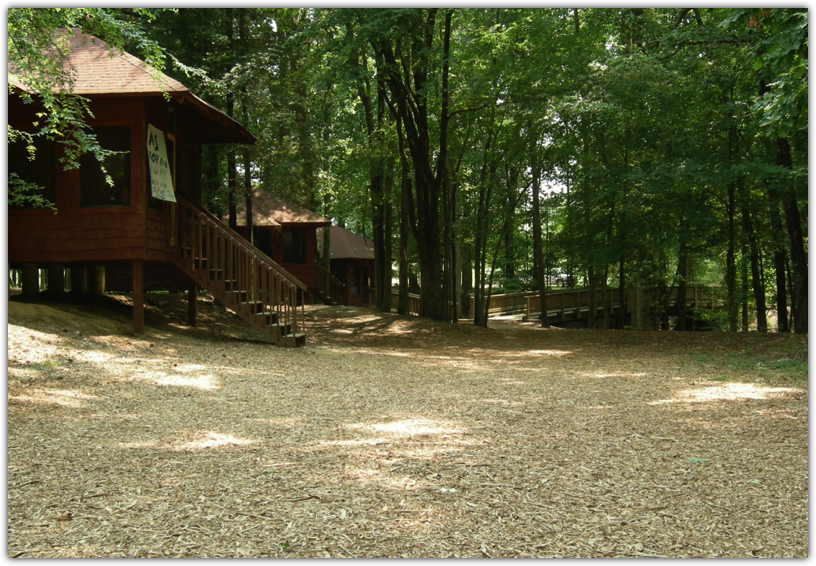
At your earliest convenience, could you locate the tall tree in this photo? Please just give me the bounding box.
[365,9,454,321]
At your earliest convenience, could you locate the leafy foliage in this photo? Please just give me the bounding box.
[8,8,168,208]
[9,8,807,331]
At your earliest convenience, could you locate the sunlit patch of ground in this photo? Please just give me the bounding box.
[120,431,257,451]
[348,418,466,438]
[8,388,100,408]
[153,373,220,390]
[584,372,647,379]
[7,297,808,558]
[651,382,799,404]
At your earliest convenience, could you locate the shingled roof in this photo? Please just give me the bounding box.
[320,226,375,260]
[233,187,329,227]
[9,28,255,144]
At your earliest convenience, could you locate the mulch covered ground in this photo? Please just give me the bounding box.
[7,292,808,558]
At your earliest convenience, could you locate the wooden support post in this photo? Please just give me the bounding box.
[559,292,565,322]
[70,266,88,294]
[21,263,39,297]
[47,264,65,294]
[89,266,106,295]
[132,260,144,334]
[188,278,197,327]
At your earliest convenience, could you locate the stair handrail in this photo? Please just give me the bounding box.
[313,261,345,304]
[172,195,307,343]
[175,194,307,292]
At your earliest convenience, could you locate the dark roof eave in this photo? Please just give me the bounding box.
[173,92,256,145]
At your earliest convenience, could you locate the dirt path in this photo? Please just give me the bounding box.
[7,294,808,558]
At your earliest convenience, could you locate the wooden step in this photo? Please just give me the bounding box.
[169,224,307,350]
[254,310,279,323]
[277,333,306,348]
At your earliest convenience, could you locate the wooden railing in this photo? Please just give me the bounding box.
[525,288,620,322]
[470,291,538,318]
[171,195,306,345]
[525,286,722,322]
[364,285,377,307]
[391,290,540,319]
[390,291,421,315]
[313,261,345,305]
[385,285,722,326]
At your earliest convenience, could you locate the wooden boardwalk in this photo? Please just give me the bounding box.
[392,287,724,329]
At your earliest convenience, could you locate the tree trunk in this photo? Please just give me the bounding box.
[460,244,472,319]
[581,132,597,328]
[225,11,237,230]
[740,239,749,332]
[676,243,688,331]
[531,149,549,328]
[741,203,767,332]
[775,137,807,333]
[372,9,451,321]
[774,247,789,332]
[381,163,393,313]
[726,174,737,331]
[244,152,253,244]
[397,118,411,316]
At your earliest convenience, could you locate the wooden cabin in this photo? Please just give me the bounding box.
[320,226,377,307]
[8,29,307,346]
[231,188,330,298]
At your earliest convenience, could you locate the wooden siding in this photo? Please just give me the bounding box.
[9,96,148,265]
[271,228,319,290]
[332,257,376,307]
[9,95,205,269]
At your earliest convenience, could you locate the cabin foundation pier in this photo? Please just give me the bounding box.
[132,260,144,334]
[21,263,39,297]
[70,266,88,294]
[89,266,106,296]
[187,278,197,327]
[47,264,65,294]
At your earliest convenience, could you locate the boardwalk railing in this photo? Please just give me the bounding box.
[526,288,621,323]
[388,286,722,325]
[390,291,421,315]
[525,286,722,323]
[470,291,538,318]
[170,195,307,347]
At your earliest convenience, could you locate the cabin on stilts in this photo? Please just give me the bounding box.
[8,28,306,346]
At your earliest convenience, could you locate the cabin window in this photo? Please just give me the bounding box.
[282,227,307,264]
[80,126,131,207]
[8,134,56,209]
[349,266,359,295]
[253,226,273,258]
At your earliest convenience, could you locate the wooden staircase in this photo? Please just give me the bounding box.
[169,196,307,347]
[312,261,345,306]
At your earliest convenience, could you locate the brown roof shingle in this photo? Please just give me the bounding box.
[62,28,187,95]
[324,226,375,260]
[233,187,329,227]
[9,28,255,144]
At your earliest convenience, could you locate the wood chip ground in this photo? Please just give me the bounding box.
[7,293,808,558]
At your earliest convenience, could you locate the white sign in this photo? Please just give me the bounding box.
[146,124,176,202]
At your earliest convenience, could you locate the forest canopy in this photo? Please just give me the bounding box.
[7,8,808,332]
